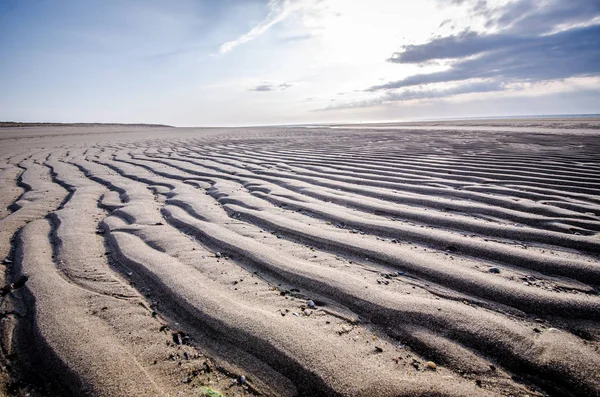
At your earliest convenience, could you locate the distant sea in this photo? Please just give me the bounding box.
[277,114,600,129]
[418,114,600,122]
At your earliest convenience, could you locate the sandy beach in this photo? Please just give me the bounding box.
[0,119,599,396]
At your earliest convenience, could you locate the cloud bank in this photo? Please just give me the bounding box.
[327,0,600,110]
[371,24,600,91]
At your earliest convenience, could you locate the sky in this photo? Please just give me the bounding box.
[0,0,599,126]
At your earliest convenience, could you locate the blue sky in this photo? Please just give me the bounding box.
[0,0,599,126]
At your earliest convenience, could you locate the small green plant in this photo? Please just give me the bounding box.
[199,386,225,397]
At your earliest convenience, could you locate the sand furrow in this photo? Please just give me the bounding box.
[45,157,139,298]
[0,165,24,220]
[0,155,68,266]
[13,219,165,396]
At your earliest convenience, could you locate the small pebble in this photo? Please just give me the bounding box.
[239,375,246,384]
[426,361,437,370]
[411,359,420,370]
[172,332,183,345]
[488,267,501,274]
[307,300,315,308]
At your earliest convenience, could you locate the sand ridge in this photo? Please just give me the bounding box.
[0,120,599,396]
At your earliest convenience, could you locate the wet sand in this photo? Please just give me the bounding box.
[0,119,599,396]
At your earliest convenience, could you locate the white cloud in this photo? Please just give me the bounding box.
[218,0,314,55]
[318,76,600,112]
